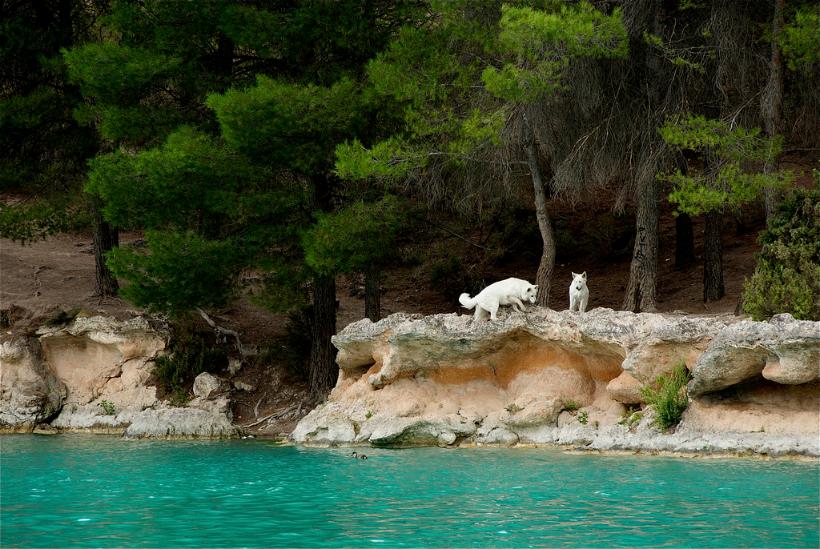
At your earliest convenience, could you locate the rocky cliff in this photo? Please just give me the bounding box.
[0,315,237,438]
[293,309,820,456]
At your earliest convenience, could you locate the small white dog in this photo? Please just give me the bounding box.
[459,277,538,321]
[569,271,589,313]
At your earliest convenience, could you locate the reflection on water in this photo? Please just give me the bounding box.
[1,435,818,548]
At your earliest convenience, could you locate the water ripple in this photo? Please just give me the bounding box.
[1,436,818,548]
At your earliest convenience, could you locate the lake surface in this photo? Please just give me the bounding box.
[1,435,818,548]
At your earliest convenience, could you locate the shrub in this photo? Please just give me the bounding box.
[640,364,690,431]
[153,323,227,394]
[561,400,580,412]
[98,400,116,415]
[577,410,589,425]
[743,188,820,320]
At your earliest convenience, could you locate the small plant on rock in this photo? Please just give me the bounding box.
[618,410,643,429]
[640,364,690,431]
[562,400,580,412]
[577,410,589,425]
[98,400,116,416]
[505,402,524,414]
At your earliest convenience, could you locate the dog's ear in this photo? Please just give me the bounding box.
[581,271,587,280]
[571,272,578,278]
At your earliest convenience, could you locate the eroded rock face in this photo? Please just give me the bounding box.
[2,315,237,438]
[689,314,820,396]
[294,309,820,455]
[37,316,166,406]
[0,337,65,430]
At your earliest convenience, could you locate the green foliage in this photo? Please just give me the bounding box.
[561,400,580,412]
[0,198,90,242]
[153,324,227,394]
[483,3,628,102]
[337,0,628,189]
[781,8,820,72]
[577,410,589,425]
[63,43,181,105]
[743,188,820,320]
[334,138,415,180]
[660,115,793,216]
[0,2,97,237]
[618,410,643,429]
[86,127,266,231]
[302,195,405,275]
[208,76,362,173]
[107,231,244,315]
[98,400,116,416]
[640,364,690,431]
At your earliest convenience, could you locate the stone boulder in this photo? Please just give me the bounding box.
[0,337,65,430]
[193,372,230,399]
[689,314,820,396]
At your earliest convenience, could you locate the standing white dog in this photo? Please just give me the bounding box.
[569,271,589,313]
[459,277,538,321]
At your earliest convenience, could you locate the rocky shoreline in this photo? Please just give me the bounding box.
[293,309,820,457]
[1,315,237,439]
[2,309,818,457]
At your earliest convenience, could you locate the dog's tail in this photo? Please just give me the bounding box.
[459,293,477,309]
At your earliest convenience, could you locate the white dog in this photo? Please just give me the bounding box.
[569,271,589,313]
[459,277,538,321]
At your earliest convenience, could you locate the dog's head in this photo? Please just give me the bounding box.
[571,272,587,292]
[523,283,538,303]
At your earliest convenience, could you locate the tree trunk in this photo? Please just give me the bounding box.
[364,262,381,321]
[526,138,555,308]
[623,177,659,312]
[675,213,694,270]
[703,210,725,302]
[623,0,662,313]
[307,174,338,397]
[92,205,119,297]
[308,274,337,396]
[762,0,785,221]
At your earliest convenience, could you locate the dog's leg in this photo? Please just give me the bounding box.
[473,307,484,323]
[580,296,588,313]
[511,297,525,312]
[487,298,499,321]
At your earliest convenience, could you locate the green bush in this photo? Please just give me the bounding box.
[743,188,820,321]
[98,400,116,415]
[561,399,580,412]
[640,364,690,431]
[153,324,227,394]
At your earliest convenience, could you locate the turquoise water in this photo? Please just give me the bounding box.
[1,435,818,548]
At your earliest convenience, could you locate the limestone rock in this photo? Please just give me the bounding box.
[689,314,820,396]
[293,308,820,455]
[124,405,237,439]
[606,372,643,404]
[233,381,254,392]
[193,373,229,399]
[36,315,167,406]
[0,337,65,430]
